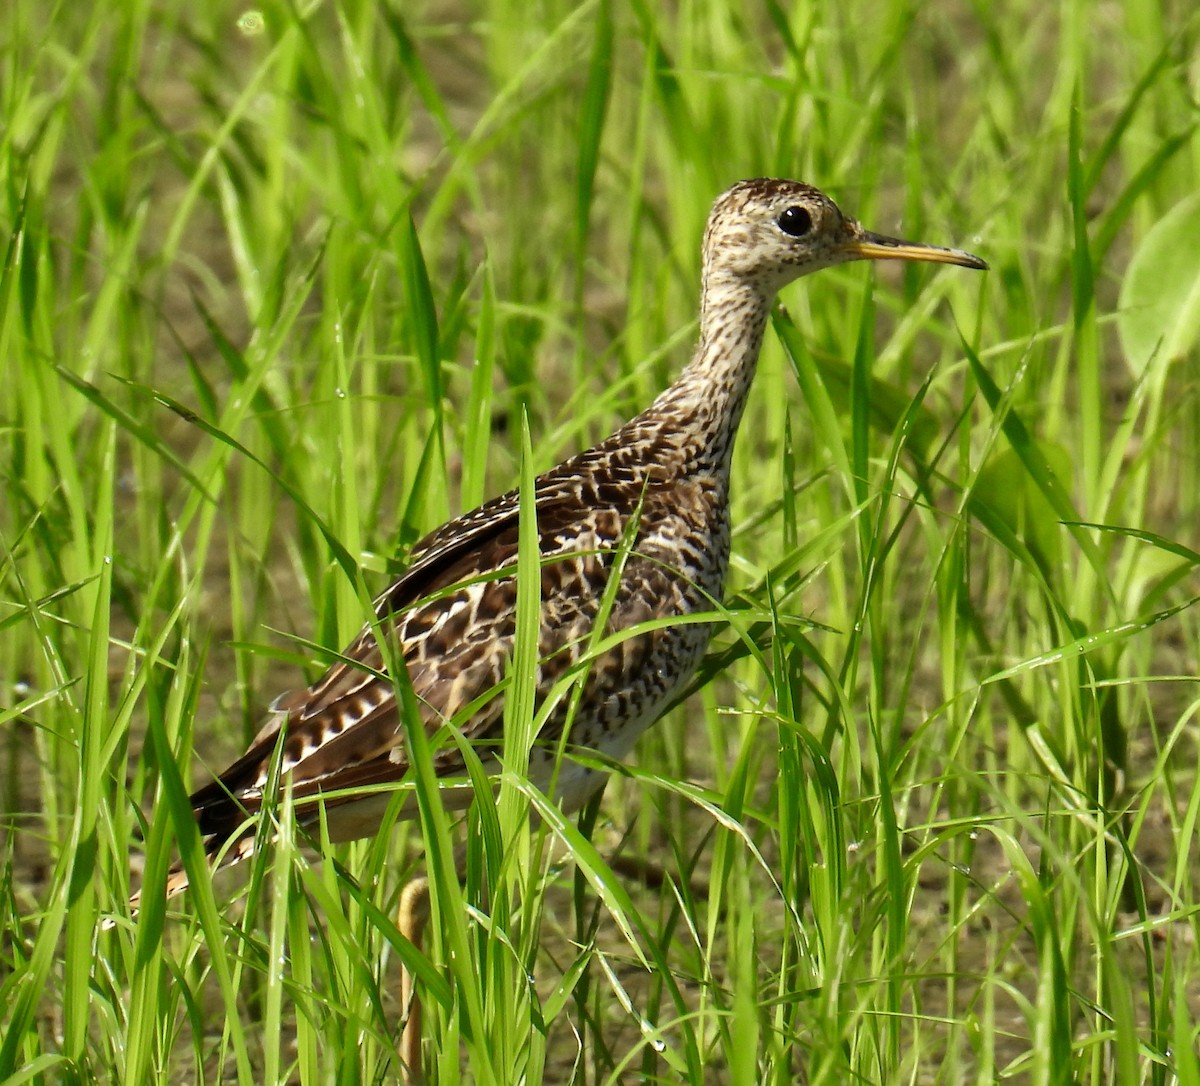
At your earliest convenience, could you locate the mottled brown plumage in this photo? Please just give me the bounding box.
[152,179,986,904]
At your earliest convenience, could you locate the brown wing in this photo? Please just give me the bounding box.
[188,457,652,845]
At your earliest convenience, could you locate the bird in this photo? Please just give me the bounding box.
[131,177,986,913]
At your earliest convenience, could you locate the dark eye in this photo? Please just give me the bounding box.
[777,205,813,237]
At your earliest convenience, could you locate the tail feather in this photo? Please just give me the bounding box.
[108,832,258,932]
[125,860,195,919]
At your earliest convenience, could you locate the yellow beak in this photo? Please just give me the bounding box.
[841,224,988,271]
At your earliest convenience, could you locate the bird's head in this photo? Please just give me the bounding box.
[703,178,987,294]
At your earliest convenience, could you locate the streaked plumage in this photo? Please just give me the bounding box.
[146,179,986,905]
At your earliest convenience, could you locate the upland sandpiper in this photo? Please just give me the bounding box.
[129,178,985,1077]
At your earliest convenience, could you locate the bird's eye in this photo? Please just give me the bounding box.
[777,206,813,237]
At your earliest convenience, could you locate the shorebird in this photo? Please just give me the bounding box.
[128,178,984,1075]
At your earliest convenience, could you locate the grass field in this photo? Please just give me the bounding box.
[3,1,1200,1082]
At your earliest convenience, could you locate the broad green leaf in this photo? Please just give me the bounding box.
[1118,191,1200,378]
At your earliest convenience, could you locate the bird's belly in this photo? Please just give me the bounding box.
[531,597,718,812]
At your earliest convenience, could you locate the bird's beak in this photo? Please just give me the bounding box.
[841,221,988,271]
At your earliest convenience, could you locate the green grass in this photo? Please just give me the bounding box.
[3,0,1200,1082]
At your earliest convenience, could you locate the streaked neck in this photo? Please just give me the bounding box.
[645,276,773,475]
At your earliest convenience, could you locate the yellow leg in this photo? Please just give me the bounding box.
[398,876,431,1085]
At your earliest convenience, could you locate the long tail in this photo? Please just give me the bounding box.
[107,832,258,932]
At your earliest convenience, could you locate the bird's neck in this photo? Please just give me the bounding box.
[642,276,773,477]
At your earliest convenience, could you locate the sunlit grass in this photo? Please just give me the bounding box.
[2,0,1199,1083]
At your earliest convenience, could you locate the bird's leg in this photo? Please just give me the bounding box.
[398,875,431,1086]
[398,839,470,1085]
